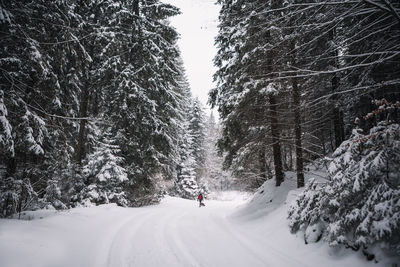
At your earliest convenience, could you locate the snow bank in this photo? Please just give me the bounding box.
[228,170,396,266]
[10,208,60,220]
[207,190,251,202]
[231,171,327,220]
[0,204,135,267]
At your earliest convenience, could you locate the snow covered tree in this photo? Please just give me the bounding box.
[172,63,202,199]
[0,0,192,214]
[210,0,286,188]
[203,113,232,191]
[289,102,400,257]
[0,0,81,215]
[175,147,199,199]
[188,98,206,178]
[91,0,183,201]
[212,0,399,191]
[0,90,13,158]
[78,124,128,206]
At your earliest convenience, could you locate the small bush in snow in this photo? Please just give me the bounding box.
[288,122,400,256]
[78,136,128,207]
[44,179,67,210]
[175,174,200,199]
[0,177,38,217]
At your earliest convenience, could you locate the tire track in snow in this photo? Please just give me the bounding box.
[154,209,189,266]
[162,209,204,267]
[102,204,201,267]
[127,206,196,267]
[214,215,310,267]
[96,209,154,267]
[96,197,310,267]
[168,204,267,267]
[208,213,268,266]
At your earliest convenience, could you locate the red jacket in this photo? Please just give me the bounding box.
[198,194,203,201]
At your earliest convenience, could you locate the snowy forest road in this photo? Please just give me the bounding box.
[97,196,307,267]
[0,194,374,267]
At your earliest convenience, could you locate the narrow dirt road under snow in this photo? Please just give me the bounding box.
[0,194,379,267]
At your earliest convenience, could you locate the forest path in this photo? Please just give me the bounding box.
[97,196,308,267]
[0,194,379,267]
[0,194,307,267]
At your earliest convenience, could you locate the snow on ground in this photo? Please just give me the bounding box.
[207,190,251,202]
[0,179,389,267]
[231,171,326,221]
[231,171,397,267]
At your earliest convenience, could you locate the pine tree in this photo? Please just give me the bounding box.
[78,123,128,206]
[188,98,206,178]
[0,0,190,214]
[289,102,400,256]
[0,90,13,158]
[0,0,81,215]
[203,113,232,191]
[210,0,286,187]
[173,68,202,198]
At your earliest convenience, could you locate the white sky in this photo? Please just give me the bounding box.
[163,0,220,114]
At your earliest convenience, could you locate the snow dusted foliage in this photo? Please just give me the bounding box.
[14,109,46,156]
[83,140,127,184]
[174,98,208,199]
[171,65,208,199]
[288,179,323,240]
[0,177,38,217]
[188,98,206,175]
[176,161,200,199]
[0,0,83,215]
[0,90,13,157]
[43,179,66,210]
[0,177,22,217]
[0,0,191,214]
[94,0,184,190]
[80,127,128,206]
[211,0,288,188]
[203,113,232,191]
[289,122,400,256]
[174,106,200,199]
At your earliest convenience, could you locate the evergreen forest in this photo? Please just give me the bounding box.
[0,0,399,260]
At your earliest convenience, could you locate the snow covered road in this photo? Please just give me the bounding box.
[0,194,380,267]
[102,197,298,267]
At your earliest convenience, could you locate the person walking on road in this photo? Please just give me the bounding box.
[198,192,204,207]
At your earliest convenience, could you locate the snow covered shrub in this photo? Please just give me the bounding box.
[79,137,128,206]
[175,175,200,199]
[289,122,400,256]
[44,179,67,210]
[0,177,37,217]
[0,176,21,217]
[174,155,200,199]
[288,179,324,235]
[0,90,14,157]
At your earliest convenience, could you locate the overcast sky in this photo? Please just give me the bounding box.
[163,0,220,115]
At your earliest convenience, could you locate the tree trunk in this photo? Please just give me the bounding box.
[292,78,305,188]
[134,0,140,16]
[288,144,293,170]
[332,76,345,149]
[320,128,326,155]
[290,39,305,188]
[329,28,345,149]
[333,107,345,148]
[6,157,16,177]
[258,147,267,183]
[269,95,284,186]
[76,87,89,165]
